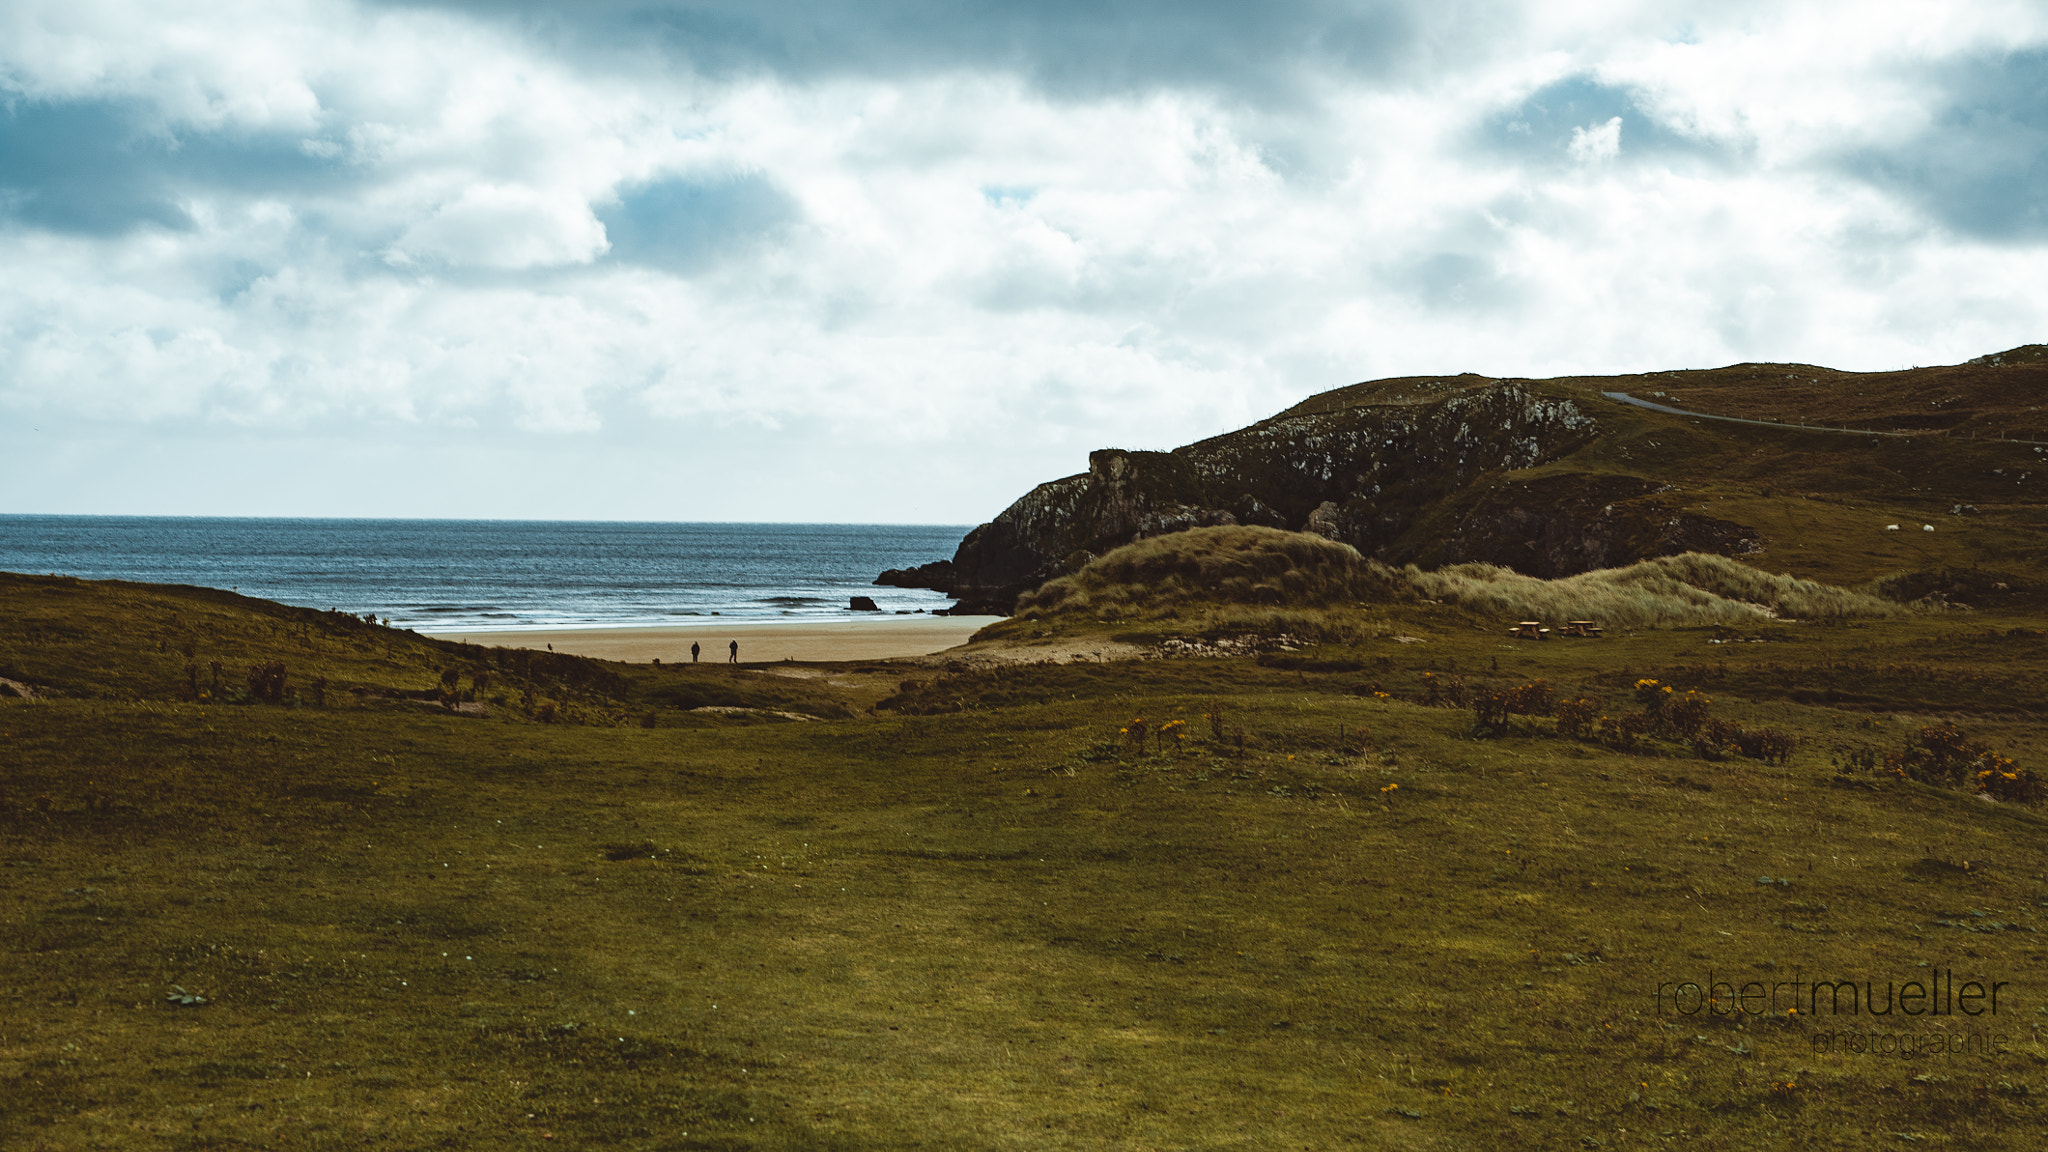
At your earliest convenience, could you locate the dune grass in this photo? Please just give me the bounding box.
[1016,526,1409,615]
[1406,551,1902,630]
[997,527,1900,646]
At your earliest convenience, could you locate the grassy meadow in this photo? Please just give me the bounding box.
[5,541,2048,1150]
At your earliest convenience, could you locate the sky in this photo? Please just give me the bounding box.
[2,1,2045,524]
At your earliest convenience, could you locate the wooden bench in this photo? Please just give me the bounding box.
[1506,621,1550,640]
[1558,620,1604,638]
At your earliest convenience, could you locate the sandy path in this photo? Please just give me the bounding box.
[422,616,1007,664]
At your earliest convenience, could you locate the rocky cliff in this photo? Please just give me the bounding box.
[933,348,2048,614]
[941,377,1755,613]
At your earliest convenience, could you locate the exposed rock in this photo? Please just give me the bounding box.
[1405,473,1761,577]
[873,559,957,593]
[849,596,881,612]
[945,379,1603,612]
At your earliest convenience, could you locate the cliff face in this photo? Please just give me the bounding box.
[945,379,1750,612]
[934,349,2048,614]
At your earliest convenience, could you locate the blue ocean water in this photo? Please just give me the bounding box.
[0,516,967,630]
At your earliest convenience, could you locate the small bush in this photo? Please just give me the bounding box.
[1553,696,1601,738]
[1885,722,2036,802]
[1159,719,1187,753]
[1472,681,1554,736]
[1886,721,1988,786]
[1975,755,2045,804]
[1658,690,1713,741]
[1121,717,1149,754]
[246,662,289,705]
[1598,711,1653,751]
[1730,726,1797,765]
[1419,672,1470,708]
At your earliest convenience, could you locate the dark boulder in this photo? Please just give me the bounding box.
[849,596,881,612]
[873,559,957,593]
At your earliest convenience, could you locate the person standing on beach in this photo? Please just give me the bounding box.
[729,639,739,664]
[691,641,700,663]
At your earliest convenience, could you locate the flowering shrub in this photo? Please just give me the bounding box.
[1159,719,1187,752]
[1472,681,1555,736]
[1656,690,1713,741]
[1883,722,2038,803]
[1553,696,1602,738]
[1975,754,2045,803]
[1885,721,1987,786]
[1597,711,1652,751]
[1419,672,1469,707]
[1121,717,1149,754]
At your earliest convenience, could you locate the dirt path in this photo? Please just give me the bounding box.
[1603,390,2048,445]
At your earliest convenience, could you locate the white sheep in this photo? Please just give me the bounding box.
[1885,524,1899,531]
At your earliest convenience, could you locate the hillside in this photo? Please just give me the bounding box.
[937,346,2048,613]
[7,569,2048,1149]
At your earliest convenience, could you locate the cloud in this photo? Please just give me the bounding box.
[1481,74,1719,168]
[0,100,194,233]
[1567,116,1622,164]
[0,97,350,234]
[390,184,610,268]
[380,0,1427,104]
[597,173,798,271]
[1843,48,2048,239]
[2,0,2048,522]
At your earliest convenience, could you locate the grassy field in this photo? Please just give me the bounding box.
[5,558,2048,1150]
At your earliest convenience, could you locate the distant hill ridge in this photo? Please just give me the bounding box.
[936,347,2048,614]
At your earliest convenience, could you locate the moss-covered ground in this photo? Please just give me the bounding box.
[4,572,2048,1149]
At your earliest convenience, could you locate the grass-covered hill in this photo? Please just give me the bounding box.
[5,569,2048,1149]
[1000,526,1907,633]
[940,345,2048,612]
[0,571,859,722]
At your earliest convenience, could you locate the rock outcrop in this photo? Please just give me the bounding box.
[945,379,1622,612]
[913,348,2048,614]
[873,560,956,594]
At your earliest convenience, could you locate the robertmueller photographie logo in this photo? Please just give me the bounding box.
[1652,966,2016,1059]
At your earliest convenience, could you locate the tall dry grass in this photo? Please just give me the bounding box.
[1404,552,1900,628]
[1015,526,1898,633]
[1018,526,1408,616]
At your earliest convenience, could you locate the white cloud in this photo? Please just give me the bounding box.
[1567,116,1622,163]
[2,0,2047,520]
[388,184,610,268]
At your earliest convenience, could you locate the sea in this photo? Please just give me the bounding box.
[0,515,968,631]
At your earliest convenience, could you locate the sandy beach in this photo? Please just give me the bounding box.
[421,615,1007,664]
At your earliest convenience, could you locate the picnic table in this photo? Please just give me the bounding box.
[1506,621,1550,640]
[1558,620,1604,637]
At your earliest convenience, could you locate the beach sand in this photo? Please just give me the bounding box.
[422,616,1007,664]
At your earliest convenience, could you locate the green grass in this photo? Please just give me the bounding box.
[5,574,2048,1149]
